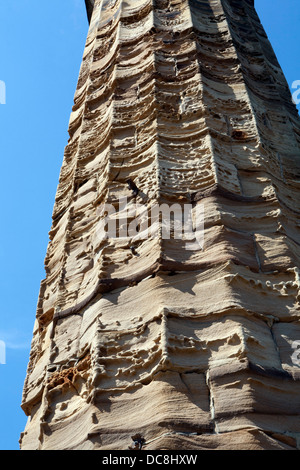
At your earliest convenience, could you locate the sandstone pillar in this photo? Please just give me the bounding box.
[21,0,300,450]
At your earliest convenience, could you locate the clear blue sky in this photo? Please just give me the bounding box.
[0,0,299,451]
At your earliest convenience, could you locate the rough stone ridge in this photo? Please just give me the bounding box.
[21,0,300,450]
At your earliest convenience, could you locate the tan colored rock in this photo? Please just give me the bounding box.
[21,0,300,450]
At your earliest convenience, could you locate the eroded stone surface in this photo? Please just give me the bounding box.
[21,0,300,450]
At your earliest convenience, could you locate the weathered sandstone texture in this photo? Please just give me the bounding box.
[21,0,300,450]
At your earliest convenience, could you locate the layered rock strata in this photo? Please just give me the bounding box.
[21,0,300,450]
